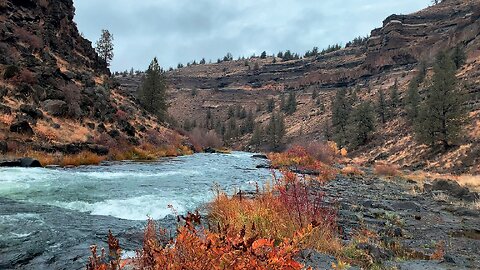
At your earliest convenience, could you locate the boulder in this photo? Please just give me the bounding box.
[42,99,68,116]
[108,129,120,138]
[0,140,7,154]
[425,179,479,202]
[252,154,268,159]
[0,158,42,168]
[0,104,11,114]
[9,120,34,135]
[19,104,43,119]
[87,144,109,156]
[295,250,341,270]
[118,119,136,137]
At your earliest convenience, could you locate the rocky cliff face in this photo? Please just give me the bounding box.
[0,0,182,156]
[141,0,479,173]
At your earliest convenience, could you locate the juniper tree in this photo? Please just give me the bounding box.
[267,112,285,151]
[312,89,318,100]
[285,91,297,115]
[267,98,275,113]
[95,29,114,66]
[279,94,286,112]
[390,80,400,109]
[331,88,352,147]
[250,123,263,148]
[139,57,168,121]
[244,110,255,133]
[347,101,375,148]
[260,51,267,59]
[376,89,388,124]
[405,78,421,122]
[451,46,466,70]
[414,51,467,149]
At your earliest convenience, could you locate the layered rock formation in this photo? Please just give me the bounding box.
[0,0,182,156]
[147,0,479,173]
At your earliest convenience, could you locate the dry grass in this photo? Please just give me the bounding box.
[25,151,105,167]
[341,165,365,176]
[0,114,14,125]
[374,163,401,178]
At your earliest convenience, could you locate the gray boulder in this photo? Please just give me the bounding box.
[42,99,68,116]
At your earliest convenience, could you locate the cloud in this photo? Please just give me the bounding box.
[73,0,431,71]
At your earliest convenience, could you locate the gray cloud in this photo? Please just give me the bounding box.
[73,0,431,71]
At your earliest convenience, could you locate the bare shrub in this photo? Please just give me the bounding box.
[291,141,342,165]
[188,128,223,150]
[11,69,37,85]
[38,0,48,8]
[374,163,400,177]
[14,28,43,50]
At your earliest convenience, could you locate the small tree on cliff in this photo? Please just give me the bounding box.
[331,88,352,147]
[347,101,375,148]
[267,112,285,151]
[95,29,114,66]
[139,57,168,121]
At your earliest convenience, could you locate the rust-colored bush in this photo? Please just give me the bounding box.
[374,163,400,177]
[14,28,43,49]
[11,69,37,85]
[187,128,223,151]
[341,165,364,176]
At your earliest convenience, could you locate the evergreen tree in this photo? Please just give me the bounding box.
[414,52,467,149]
[250,123,263,148]
[390,79,400,109]
[331,88,352,147]
[405,78,421,122]
[260,51,267,59]
[277,51,284,58]
[95,29,114,66]
[139,57,168,121]
[279,94,286,112]
[376,89,388,124]
[312,89,318,100]
[244,110,255,133]
[200,58,206,65]
[267,112,285,151]
[286,91,297,115]
[267,98,275,113]
[347,102,375,148]
[451,46,466,70]
[227,106,235,119]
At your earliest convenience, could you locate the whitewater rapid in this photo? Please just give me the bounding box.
[0,152,271,269]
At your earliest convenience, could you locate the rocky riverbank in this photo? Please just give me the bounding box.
[307,172,480,269]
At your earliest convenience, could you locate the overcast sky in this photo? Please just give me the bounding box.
[73,0,431,72]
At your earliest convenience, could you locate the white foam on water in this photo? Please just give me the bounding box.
[73,170,200,180]
[52,195,193,221]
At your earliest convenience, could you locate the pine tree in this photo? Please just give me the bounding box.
[415,51,467,149]
[200,58,206,65]
[267,112,285,151]
[267,98,275,113]
[279,94,286,112]
[286,91,297,115]
[244,110,255,133]
[331,88,352,147]
[451,46,466,70]
[139,57,168,121]
[405,78,421,122]
[260,51,267,59]
[250,123,263,148]
[376,89,388,124]
[347,102,375,148]
[312,89,318,100]
[390,79,400,109]
[95,29,114,66]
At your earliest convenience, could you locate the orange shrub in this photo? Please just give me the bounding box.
[374,163,401,177]
[341,165,364,176]
[268,146,337,182]
[60,151,104,167]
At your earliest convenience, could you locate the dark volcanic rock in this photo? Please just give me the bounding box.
[19,104,43,119]
[42,99,68,116]
[9,120,34,135]
[425,179,479,202]
[0,140,7,154]
[0,157,42,168]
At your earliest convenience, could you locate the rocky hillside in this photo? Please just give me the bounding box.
[117,0,480,174]
[0,0,183,158]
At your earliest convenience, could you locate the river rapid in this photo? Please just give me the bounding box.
[0,152,271,270]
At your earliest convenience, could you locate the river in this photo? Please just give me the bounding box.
[0,152,271,269]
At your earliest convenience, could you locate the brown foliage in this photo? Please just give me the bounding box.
[187,127,223,151]
[11,69,37,85]
[374,163,401,177]
[14,28,43,49]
